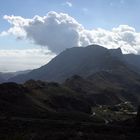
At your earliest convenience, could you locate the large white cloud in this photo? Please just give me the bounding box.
[2,11,140,54]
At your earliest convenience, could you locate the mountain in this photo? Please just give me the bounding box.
[8,45,132,83]
[124,54,140,70]
[1,45,140,139]
[0,75,5,83]
[1,69,140,117]
[1,55,139,140]
[2,67,140,117]
[64,67,140,106]
[0,70,31,83]
[0,80,92,118]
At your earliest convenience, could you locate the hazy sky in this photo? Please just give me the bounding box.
[0,0,140,72]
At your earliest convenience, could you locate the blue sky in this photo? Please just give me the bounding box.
[0,0,140,72]
[0,0,140,31]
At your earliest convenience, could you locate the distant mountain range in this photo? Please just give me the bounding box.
[0,70,31,83]
[7,45,140,83]
[0,75,5,83]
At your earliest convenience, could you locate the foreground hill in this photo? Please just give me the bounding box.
[0,80,94,118]
[0,77,140,139]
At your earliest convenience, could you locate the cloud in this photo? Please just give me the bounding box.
[64,2,72,7]
[0,48,55,72]
[2,12,83,53]
[2,11,140,54]
[1,15,28,38]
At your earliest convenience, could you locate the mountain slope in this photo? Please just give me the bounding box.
[64,68,140,106]
[0,75,5,83]
[1,68,140,118]
[0,80,92,118]
[124,54,140,71]
[0,70,31,83]
[9,45,130,83]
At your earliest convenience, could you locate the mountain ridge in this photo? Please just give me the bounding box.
[8,44,138,83]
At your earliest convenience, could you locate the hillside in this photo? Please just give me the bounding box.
[0,78,140,139]
[0,80,92,118]
[8,45,140,84]
[0,75,5,83]
[64,68,140,106]
[7,45,127,83]
[1,68,140,117]
[124,54,140,71]
[0,70,31,83]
